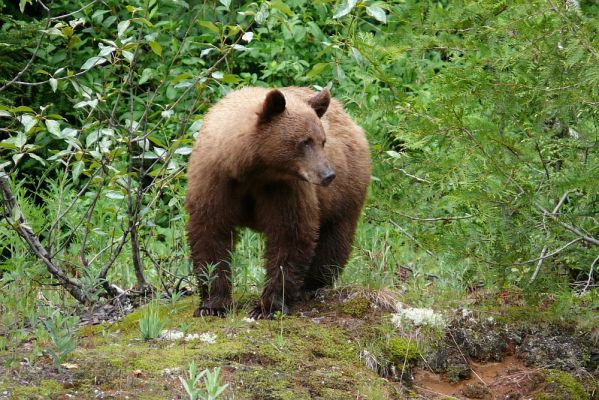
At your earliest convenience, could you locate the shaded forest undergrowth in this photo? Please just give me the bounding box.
[1,289,597,399]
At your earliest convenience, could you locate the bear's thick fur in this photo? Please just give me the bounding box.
[185,87,370,318]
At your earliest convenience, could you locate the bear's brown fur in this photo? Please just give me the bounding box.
[185,87,370,318]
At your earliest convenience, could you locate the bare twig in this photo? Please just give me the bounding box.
[13,69,91,86]
[394,211,473,222]
[530,191,578,282]
[49,0,98,20]
[396,168,430,183]
[389,220,435,257]
[581,254,599,293]
[0,3,51,92]
[447,330,487,386]
[535,203,599,246]
[521,238,582,266]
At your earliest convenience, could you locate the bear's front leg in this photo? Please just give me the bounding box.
[250,185,319,319]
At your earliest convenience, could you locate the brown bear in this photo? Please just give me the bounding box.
[185,86,370,318]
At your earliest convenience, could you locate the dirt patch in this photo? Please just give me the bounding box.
[413,355,546,399]
[410,313,598,400]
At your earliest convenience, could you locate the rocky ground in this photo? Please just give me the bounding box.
[0,289,597,399]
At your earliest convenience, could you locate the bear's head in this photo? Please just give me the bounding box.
[255,88,336,187]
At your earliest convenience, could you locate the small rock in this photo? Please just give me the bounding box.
[161,367,182,376]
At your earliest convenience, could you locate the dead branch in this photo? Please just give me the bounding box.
[394,211,473,222]
[389,220,435,257]
[520,238,582,266]
[530,191,579,282]
[535,203,599,246]
[581,254,599,293]
[396,168,430,183]
[0,173,91,304]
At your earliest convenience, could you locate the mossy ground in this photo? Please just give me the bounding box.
[1,290,596,400]
[0,295,401,399]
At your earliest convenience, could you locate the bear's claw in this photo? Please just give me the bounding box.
[193,307,227,317]
[248,303,289,320]
[248,307,271,320]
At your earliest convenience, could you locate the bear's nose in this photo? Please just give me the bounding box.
[320,169,336,186]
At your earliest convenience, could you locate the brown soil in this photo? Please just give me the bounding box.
[412,355,545,399]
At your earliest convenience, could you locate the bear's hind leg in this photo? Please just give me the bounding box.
[188,216,235,317]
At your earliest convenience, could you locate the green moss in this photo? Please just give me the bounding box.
[9,379,62,398]
[534,369,590,400]
[340,296,370,317]
[3,296,400,399]
[77,323,108,338]
[386,336,421,366]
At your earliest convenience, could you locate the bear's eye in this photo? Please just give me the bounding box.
[300,138,313,148]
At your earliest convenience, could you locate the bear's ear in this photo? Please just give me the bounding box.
[258,89,286,122]
[307,88,331,118]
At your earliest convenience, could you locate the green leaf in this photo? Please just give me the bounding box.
[49,78,58,92]
[19,0,31,13]
[45,119,61,136]
[81,57,107,70]
[365,5,386,23]
[105,191,125,200]
[28,153,46,166]
[333,64,345,81]
[333,0,357,19]
[98,44,117,56]
[11,106,34,113]
[122,50,134,63]
[174,147,192,155]
[271,0,294,16]
[61,128,78,139]
[149,41,162,57]
[139,68,156,85]
[86,130,99,148]
[198,21,220,35]
[133,17,153,27]
[218,0,231,9]
[306,63,329,79]
[118,20,131,37]
[351,47,364,65]
[15,132,27,148]
[72,161,84,182]
[12,153,24,165]
[255,3,269,24]
[222,74,239,84]
[19,115,37,134]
